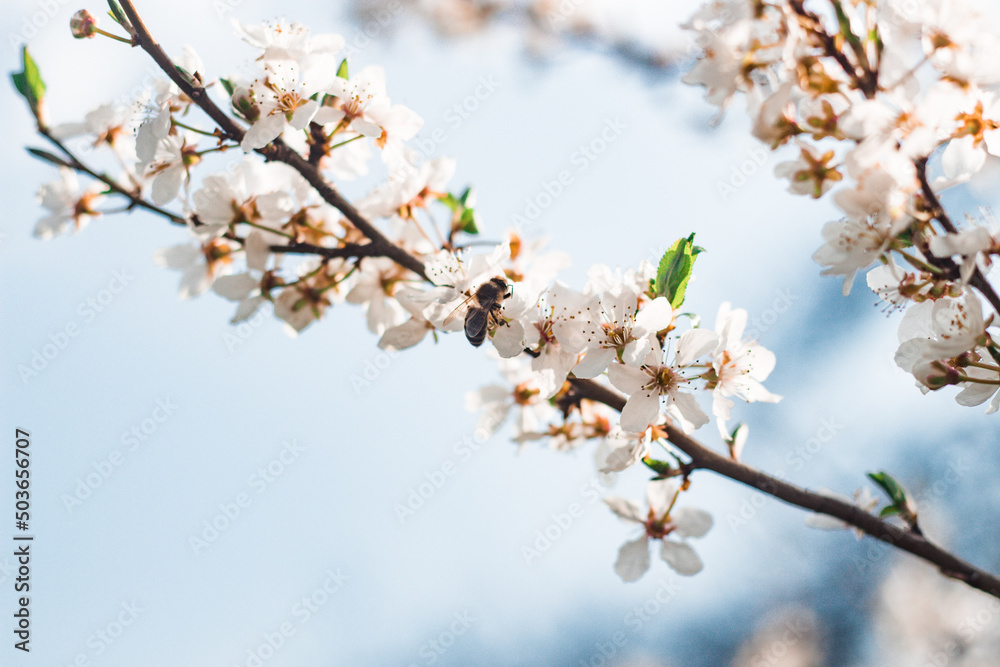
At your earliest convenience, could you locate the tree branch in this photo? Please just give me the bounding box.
[915,157,1000,317]
[117,0,428,281]
[788,0,877,99]
[568,376,1000,599]
[270,241,386,260]
[34,128,187,226]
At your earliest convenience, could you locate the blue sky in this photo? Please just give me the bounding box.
[3,1,1000,665]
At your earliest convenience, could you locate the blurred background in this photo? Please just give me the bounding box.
[3,0,1000,665]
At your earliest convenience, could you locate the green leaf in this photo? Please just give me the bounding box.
[642,457,675,476]
[439,193,460,212]
[106,0,136,37]
[11,47,46,122]
[336,58,349,80]
[440,189,479,235]
[175,64,196,86]
[725,423,749,459]
[868,470,917,525]
[219,78,236,96]
[107,0,127,25]
[459,208,478,235]
[867,471,907,507]
[653,233,703,309]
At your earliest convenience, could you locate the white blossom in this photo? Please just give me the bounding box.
[605,479,713,581]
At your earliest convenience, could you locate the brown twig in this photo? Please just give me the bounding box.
[117,0,428,281]
[567,377,1000,598]
[270,241,386,261]
[33,128,187,226]
[915,157,1000,317]
[788,0,877,99]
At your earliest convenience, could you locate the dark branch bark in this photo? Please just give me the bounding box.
[788,0,877,99]
[270,241,384,260]
[568,377,1000,598]
[35,128,187,226]
[915,157,1000,318]
[117,0,428,280]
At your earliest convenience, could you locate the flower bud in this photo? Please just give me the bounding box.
[232,87,259,123]
[917,360,961,389]
[70,10,98,39]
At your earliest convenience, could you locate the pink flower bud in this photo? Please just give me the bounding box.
[70,10,98,39]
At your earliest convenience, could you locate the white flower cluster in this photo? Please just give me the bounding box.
[683,0,1000,411]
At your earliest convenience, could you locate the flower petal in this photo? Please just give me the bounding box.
[212,273,258,300]
[672,507,713,538]
[660,540,703,576]
[614,536,651,583]
[604,496,645,523]
[619,391,660,433]
[607,362,648,396]
[676,328,719,366]
[572,348,615,379]
[646,479,678,515]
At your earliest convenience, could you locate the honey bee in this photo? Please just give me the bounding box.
[444,276,512,347]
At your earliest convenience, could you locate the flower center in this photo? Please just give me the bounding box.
[645,509,675,539]
[513,382,539,406]
[603,322,631,348]
[647,365,678,392]
[536,319,556,345]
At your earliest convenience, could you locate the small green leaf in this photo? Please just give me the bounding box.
[106,0,136,37]
[868,471,917,525]
[868,471,907,506]
[459,208,478,235]
[642,457,675,476]
[107,0,127,25]
[725,423,748,460]
[175,64,197,86]
[439,193,460,212]
[653,233,703,309]
[336,58,349,80]
[220,78,236,96]
[11,47,46,123]
[440,189,479,235]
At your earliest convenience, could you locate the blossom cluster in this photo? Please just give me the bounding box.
[25,10,787,583]
[683,0,1000,411]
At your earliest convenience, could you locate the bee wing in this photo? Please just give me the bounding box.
[464,307,489,341]
[442,293,477,327]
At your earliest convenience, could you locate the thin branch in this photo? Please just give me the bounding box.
[788,0,877,99]
[568,376,1000,599]
[35,128,187,226]
[915,157,1000,317]
[116,0,428,281]
[35,116,418,269]
[270,241,385,260]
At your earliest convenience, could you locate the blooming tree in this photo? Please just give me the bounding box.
[14,0,1000,599]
